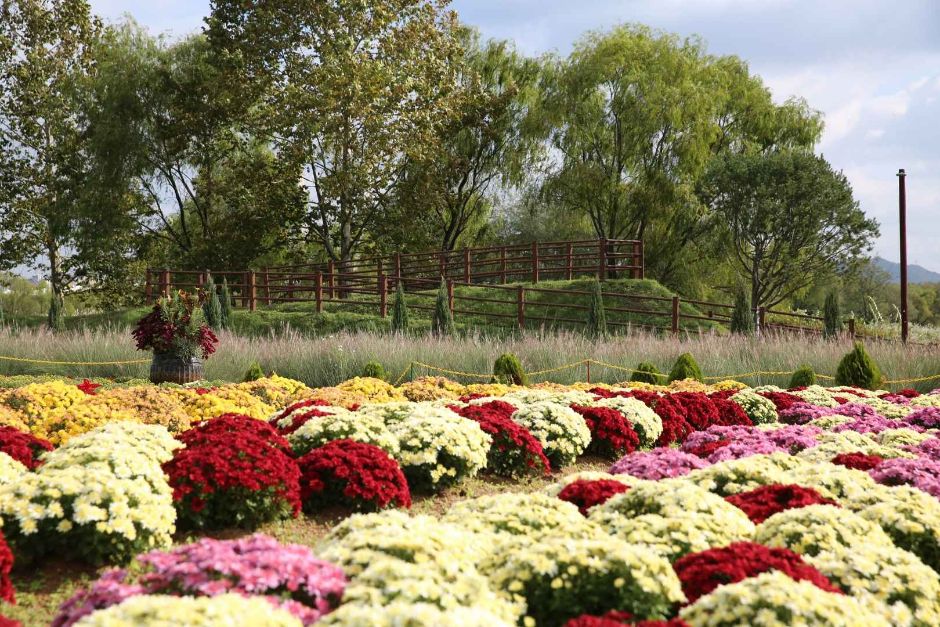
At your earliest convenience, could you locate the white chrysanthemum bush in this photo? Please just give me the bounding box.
[509,401,590,468]
[289,410,400,457]
[729,389,778,424]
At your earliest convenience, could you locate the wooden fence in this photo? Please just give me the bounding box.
[143,238,861,337]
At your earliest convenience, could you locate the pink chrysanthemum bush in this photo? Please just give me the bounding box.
[52,534,346,626]
[297,439,411,513]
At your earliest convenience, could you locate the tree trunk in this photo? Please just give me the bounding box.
[46,236,65,331]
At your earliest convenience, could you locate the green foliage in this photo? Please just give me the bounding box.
[698,150,879,308]
[202,275,223,330]
[361,361,387,381]
[493,353,527,386]
[668,352,703,382]
[242,361,265,382]
[730,288,754,335]
[789,365,817,388]
[824,292,842,339]
[47,294,65,333]
[391,283,409,335]
[431,279,455,337]
[219,280,233,331]
[585,280,608,339]
[835,342,883,390]
[631,362,664,384]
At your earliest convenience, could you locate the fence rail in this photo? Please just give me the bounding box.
[143,239,880,339]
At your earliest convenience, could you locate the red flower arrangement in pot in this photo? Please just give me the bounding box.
[133,290,218,384]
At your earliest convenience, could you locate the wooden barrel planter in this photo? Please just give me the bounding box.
[150,352,205,385]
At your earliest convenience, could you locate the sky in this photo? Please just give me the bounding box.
[90,0,940,269]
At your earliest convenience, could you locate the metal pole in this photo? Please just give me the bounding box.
[898,168,909,343]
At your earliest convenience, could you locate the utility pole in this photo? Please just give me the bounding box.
[898,168,909,343]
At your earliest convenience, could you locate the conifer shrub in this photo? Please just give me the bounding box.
[361,361,387,381]
[202,275,222,331]
[390,283,409,335]
[243,361,265,382]
[219,279,233,330]
[835,342,882,390]
[631,362,664,385]
[493,353,527,386]
[823,292,842,339]
[431,278,454,337]
[585,280,607,340]
[789,365,817,388]
[730,289,753,335]
[669,353,703,383]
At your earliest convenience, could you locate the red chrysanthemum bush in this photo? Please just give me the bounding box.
[684,439,730,459]
[565,612,689,627]
[758,391,804,412]
[557,479,630,515]
[709,398,753,427]
[831,452,885,471]
[449,403,550,478]
[297,439,410,512]
[670,393,721,430]
[269,399,333,436]
[0,529,14,604]
[672,542,841,603]
[0,425,53,470]
[650,396,694,447]
[571,405,640,458]
[708,389,737,401]
[164,416,301,530]
[724,484,840,524]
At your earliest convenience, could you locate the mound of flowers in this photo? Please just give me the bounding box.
[672,542,840,603]
[558,479,632,515]
[449,402,550,478]
[571,405,640,458]
[297,439,411,512]
[509,401,591,468]
[72,594,302,627]
[725,484,840,524]
[54,534,345,626]
[0,422,179,565]
[0,426,52,470]
[164,414,301,530]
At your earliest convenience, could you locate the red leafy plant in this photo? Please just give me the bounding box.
[571,405,640,458]
[132,290,218,359]
[297,439,411,512]
[164,415,301,530]
[557,479,630,515]
[76,379,101,395]
[0,426,53,470]
[725,484,839,524]
[672,542,841,603]
[449,402,550,478]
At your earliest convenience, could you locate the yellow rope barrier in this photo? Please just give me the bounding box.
[0,355,149,366]
[883,373,940,386]
[528,360,591,377]
[409,362,493,381]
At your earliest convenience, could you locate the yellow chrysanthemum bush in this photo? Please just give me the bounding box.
[683,453,809,497]
[321,511,518,622]
[754,504,895,558]
[857,485,940,573]
[386,407,490,492]
[60,386,194,437]
[336,377,406,403]
[729,389,778,425]
[441,492,601,541]
[74,593,302,627]
[789,384,840,407]
[485,535,685,626]
[509,401,591,469]
[807,544,940,627]
[590,481,755,561]
[797,431,914,463]
[398,376,466,402]
[0,422,179,565]
[679,570,891,626]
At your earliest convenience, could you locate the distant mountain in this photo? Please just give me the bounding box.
[873,257,940,284]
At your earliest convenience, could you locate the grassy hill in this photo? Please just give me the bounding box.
[4,278,723,337]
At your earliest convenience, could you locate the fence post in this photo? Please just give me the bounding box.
[517,285,526,330]
[463,249,471,283]
[500,247,507,283]
[566,243,573,280]
[196,271,205,290]
[159,269,170,298]
[439,252,446,279]
[315,272,323,313]
[599,238,608,280]
[241,272,249,308]
[144,269,152,302]
[263,267,271,306]
[379,274,388,318]
[757,306,766,336]
[531,242,540,283]
[638,241,645,280]
[586,360,592,384]
[327,261,335,299]
[447,279,455,314]
[671,296,680,336]
[247,271,257,311]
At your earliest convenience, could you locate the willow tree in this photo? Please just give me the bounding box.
[207,0,463,267]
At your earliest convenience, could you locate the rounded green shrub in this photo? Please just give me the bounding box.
[631,362,664,385]
[243,361,265,382]
[835,342,882,390]
[668,353,703,383]
[361,361,387,381]
[493,353,527,386]
[789,365,817,388]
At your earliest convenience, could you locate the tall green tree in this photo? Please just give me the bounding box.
[207,0,463,268]
[697,150,879,309]
[532,25,821,290]
[0,0,133,317]
[395,29,542,252]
